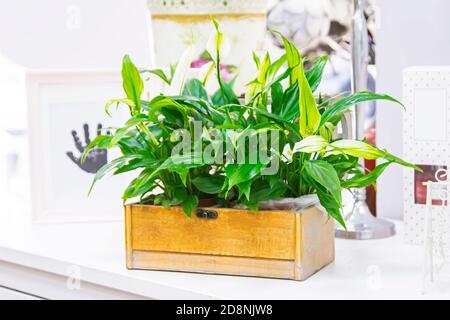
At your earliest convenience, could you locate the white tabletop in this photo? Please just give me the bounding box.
[0,206,449,300]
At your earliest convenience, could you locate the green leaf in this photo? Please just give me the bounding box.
[114,157,158,175]
[341,162,392,189]
[131,169,159,196]
[309,181,346,229]
[225,163,266,191]
[273,83,299,122]
[237,180,252,200]
[183,79,210,101]
[248,179,287,204]
[267,54,287,79]
[122,55,144,114]
[273,31,321,137]
[104,98,135,117]
[292,135,329,154]
[107,114,153,147]
[143,68,172,85]
[192,176,225,194]
[328,208,345,227]
[252,51,261,69]
[149,153,205,186]
[219,104,286,124]
[265,67,292,93]
[153,194,165,205]
[271,30,301,85]
[211,80,239,106]
[182,195,198,216]
[89,155,143,195]
[248,69,291,106]
[257,53,271,84]
[270,82,283,115]
[383,153,422,171]
[327,155,359,178]
[144,96,193,129]
[298,63,321,137]
[322,202,346,229]
[319,122,335,141]
[321,92,403,126]
[326,140,387,160]
[305,55,328,92]
[172,95,225,123]
[81,135,112,163]
[124,114,151,127]
[304,160,342,210]
[169,187,188,206]
[109,127,131,148]
[145,95,186,114]
[122,172,156,201]
[117,132,151,156]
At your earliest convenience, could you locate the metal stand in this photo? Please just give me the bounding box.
[335,188,395,239]
[335,0,395,240]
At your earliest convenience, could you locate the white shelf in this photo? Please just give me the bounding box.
[0,208,448,299]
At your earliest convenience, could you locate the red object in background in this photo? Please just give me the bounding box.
[365,159,376,215]
[365,127,377,215]
[414,165,447,206]
[191,59,233,82]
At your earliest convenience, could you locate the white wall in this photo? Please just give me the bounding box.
[0,0,152,69]
[0,0,153,121]
[376,0,450,219]
[0,0,154,203]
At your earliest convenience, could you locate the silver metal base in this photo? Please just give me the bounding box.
[335,215,396,240]
[335,188,396,240]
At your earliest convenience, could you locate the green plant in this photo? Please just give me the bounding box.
[83,21,418,228]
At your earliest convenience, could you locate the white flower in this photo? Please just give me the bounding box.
[282,143,294,163]
[166,45,194,95]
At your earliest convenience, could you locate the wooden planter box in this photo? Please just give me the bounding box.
[124,204,334,281]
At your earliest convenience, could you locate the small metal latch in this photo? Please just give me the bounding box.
[196,208,207,219]
[196,209,218,219]
[206,210,218,219]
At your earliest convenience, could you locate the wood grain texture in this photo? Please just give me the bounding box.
[124,204,334,281]
[294,213,303,280]
[132,251,295,279]
[296,207,335,280]
[124,205,133,269]
[129,205,296,260]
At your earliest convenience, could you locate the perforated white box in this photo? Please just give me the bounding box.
[403,66,450,244]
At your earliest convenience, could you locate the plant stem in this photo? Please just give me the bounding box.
[139,123,159,146]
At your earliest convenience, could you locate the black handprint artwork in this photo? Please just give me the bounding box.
[66,123,109,174]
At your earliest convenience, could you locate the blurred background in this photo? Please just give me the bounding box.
[1,0,450,220]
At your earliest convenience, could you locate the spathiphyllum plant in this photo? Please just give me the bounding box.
[83,21,418,228]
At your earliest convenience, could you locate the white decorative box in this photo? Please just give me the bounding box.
[403,66,450,244]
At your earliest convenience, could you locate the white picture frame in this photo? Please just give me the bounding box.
[26,69,133,223]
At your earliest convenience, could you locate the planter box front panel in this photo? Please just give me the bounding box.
[129,205,296,260]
